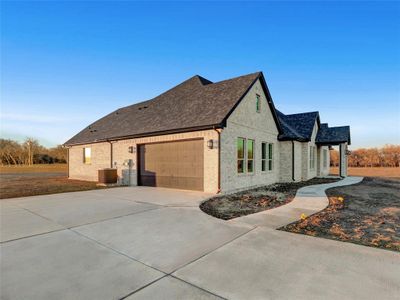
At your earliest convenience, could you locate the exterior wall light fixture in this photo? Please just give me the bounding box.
[128,146,136,153]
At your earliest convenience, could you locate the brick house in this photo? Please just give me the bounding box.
[64,72,350,193]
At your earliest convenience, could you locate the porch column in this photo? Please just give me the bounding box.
[339,142,348,177]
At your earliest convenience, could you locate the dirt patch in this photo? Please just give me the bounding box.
[0,174,109,199]
[280,177,400,252]
[200,178,340,220]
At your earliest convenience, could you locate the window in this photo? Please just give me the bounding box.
[237,138,245,173]
[309,146,315,169]
[323,149,328,168]
[261,142,274,171]
[83,147,91,164]
[261,142,267,171]
[256,94,261,112]
[247,139,254,173]
[268,143,274,170]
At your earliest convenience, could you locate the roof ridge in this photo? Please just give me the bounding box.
[285,111,319,117]
[194,75,213,85]
[212,71,261,85]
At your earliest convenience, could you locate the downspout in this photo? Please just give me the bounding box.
[67,147,70,178]
[339,144,342,178]
[107,140,113,168]
[292,141,295,181]
[213,127,221,193]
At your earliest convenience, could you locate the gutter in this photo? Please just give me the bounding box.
[213,126,221,193]
[67,147,69,178]
[292,141,295,181]
[64,124,223,147]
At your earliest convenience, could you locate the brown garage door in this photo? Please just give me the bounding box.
[138,139,204,191]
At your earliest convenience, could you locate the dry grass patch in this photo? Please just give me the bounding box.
[280,177,400,252]
[0,164,110,199]
[0,174,108,199]
[0,164,67,174]
[330,167,400,179]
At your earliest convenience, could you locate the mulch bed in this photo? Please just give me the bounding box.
[280,177,400,252]
[200,178,340,220]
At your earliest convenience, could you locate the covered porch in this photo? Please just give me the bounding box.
[316,123,351,177]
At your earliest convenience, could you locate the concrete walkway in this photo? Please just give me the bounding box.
[1,178,399,300]
[230,176,364,228]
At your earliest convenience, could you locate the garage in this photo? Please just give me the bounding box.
[138,139,204,191]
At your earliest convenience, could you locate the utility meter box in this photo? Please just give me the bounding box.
[123,159,133,167]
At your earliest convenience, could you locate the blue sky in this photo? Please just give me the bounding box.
[1,1,399,149]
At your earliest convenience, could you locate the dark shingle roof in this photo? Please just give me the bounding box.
[316,123,351,145]
[277,110,320,141]
[65,72,280,146]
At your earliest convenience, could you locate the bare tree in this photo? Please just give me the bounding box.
[331,144,400,168]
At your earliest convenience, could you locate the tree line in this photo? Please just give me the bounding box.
[0,138,67,165]
[330,144,400,167]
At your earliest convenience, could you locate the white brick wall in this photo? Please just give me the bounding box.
[279,141,302,182]
[301,120,319,180]
[220,79,280,192]
[317,146,330,176]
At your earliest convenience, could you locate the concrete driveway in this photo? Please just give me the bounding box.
[1,186,399,300]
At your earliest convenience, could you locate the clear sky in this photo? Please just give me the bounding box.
[1,1,399,149]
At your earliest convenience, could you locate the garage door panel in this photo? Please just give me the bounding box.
[138,139,204,191]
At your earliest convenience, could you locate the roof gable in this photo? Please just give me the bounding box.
[316,124,351,145]
[277,110,320,141]
[65,72,280,146]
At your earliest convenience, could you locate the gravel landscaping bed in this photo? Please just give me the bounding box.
[200,177,340,220]
[280,177,400,252]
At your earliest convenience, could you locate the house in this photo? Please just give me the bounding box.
[64,72,350,193]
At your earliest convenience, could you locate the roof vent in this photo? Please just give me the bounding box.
[138,106,148,110]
